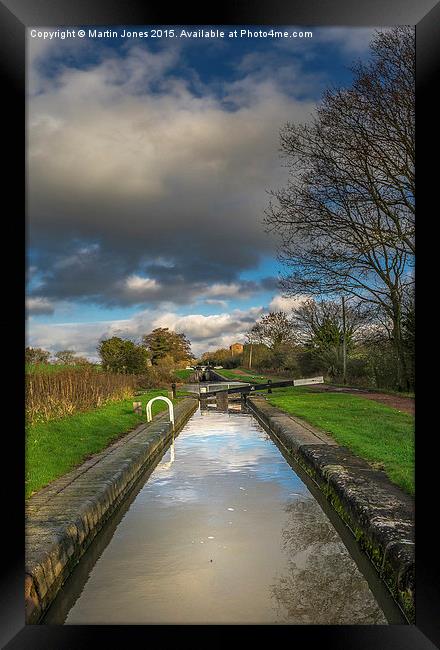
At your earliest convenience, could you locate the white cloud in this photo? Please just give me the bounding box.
[202,283,243,299]
[124,275,160,292]
[26,305,266,359]
[268,294,307,312]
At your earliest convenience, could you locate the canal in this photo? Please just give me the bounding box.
[43,401,403,625]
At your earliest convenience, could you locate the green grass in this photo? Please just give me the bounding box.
[266,386,414,495]
[329,382,415,399]
[215,367,286,384]
[26,389,171,499]
[174,368,194,381]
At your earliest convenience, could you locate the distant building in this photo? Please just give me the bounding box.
[229,343,244,356]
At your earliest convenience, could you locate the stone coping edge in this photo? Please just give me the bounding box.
[25,397,198,624]
[247,395,415,623]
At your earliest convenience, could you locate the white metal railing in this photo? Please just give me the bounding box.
[146,395,175,430]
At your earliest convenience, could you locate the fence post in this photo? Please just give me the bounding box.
[133,401,142,415]
[171,382,176,399]
[267,379,272,394]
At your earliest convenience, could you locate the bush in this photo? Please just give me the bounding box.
[135,365,177,390]
[221,357,242,369]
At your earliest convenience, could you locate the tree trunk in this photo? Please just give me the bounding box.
[390,299,408,392]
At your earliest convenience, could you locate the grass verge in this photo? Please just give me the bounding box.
[174,368,194,381]
[266,386,414,495]
[214,367,286,384]
[26,389,170,499]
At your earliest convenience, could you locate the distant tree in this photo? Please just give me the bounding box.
[72,355,92,366]
[54,350,77,364]
[249,312,296,349]
[291,298,376,379]
[291,299,373,346]
[200,347,243,369]
[25,346,51,365]
[242,342,273,371]
[142,328,192,365]
[247,311,296,369]
[97,337,149,373]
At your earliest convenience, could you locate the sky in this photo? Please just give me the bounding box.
[26,25,379,359]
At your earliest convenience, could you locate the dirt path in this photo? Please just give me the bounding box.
[308,384,414,415]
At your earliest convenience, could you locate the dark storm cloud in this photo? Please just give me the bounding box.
[26,297,55,315]
[33,242,276,306]
[27,39,319,307]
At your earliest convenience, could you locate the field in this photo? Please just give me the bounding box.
[26,390,170,499]
[267,386,414,495]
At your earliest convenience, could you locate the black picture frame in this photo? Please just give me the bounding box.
[2,0,438,647]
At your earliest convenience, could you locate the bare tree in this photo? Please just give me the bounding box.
[25,346,51,365]
[265,27,414,389]
[54,350,77,364]
[291,298,374,345]
[248,311,296,349]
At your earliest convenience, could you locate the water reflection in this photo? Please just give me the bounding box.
[155,437,175,471]
[52,408,387,625]
[270,498,387,624]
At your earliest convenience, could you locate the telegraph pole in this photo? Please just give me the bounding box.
[342,295,347,385]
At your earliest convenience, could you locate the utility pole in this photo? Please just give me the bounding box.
[248,341,253,369]
[342,295,347,385]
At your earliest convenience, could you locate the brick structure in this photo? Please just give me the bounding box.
[229,343,244,356]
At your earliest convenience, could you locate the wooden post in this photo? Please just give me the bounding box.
[133,401,142,415]
[171,382,176,399]
[267,379,272,394]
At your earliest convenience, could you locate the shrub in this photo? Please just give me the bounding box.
[135,365,177,390]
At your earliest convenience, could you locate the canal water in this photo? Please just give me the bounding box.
[45,404,396,625]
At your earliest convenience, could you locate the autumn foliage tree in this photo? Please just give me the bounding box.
[142,328,192,365]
